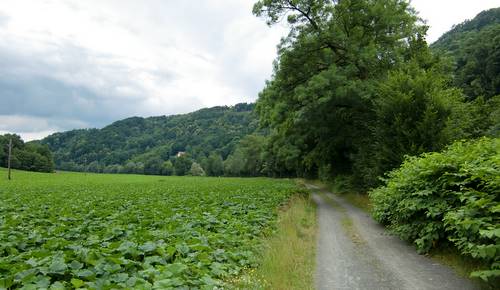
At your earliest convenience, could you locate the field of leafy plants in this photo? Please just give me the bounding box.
[0,169,299,289]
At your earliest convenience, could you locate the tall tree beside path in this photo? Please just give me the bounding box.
[253,0,472,188]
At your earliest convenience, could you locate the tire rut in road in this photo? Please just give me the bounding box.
[309,184,480,290]
[313,192,402,290]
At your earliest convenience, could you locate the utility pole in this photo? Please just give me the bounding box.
[7,138,12,180]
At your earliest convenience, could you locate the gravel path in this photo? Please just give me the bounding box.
[309,184,480,290]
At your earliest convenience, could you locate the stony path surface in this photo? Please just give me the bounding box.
[309,184,480,290]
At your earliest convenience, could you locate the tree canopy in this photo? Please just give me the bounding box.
[0,134,54,173]
[252,0,498,189]
[254,0,428,179]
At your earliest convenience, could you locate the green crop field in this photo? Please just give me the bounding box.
[0,169,299,289]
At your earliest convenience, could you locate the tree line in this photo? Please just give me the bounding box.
[0,134,54,173]
[39,103,263,176]
[38,134,267,177]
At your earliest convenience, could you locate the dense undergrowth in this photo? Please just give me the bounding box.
[370,137,499,283]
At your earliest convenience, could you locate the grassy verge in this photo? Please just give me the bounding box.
[230,194,318,289]
[429,248,494,289]
[429,247,487,278]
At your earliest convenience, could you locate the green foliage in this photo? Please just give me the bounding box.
[161,160,174,176]
[431,8,500,100]
[41,104,258,173]
[370,137,500,282]
[224,135,267,177]
[253,0,431,179]
[203,153,224,177]
[223,150,245,177]
[454,24,500,100]
[189,162,206,176]
[144,157,163,175]
[122,161,144,174]
[0,169,298,289]
[0,134,54,173]
[354,60,466,188]
[254,2,498,191]
[174,155,193,176]
[448,95,500,139]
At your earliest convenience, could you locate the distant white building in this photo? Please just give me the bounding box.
[176,151,186,158]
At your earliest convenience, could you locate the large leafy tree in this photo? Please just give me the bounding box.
[354,59,466,187]
[254,0,427,178]
[203,153,224,176]
[174,155,193,176]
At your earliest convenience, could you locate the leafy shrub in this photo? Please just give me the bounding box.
[370,137,499,281]
[189,162,206,176]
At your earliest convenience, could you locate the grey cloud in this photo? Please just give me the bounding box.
[0,75,117,127]
[0,114,86,134]
[0,38,178,131]
[0,0,284,140]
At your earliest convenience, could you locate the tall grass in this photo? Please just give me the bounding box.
[231,195,318,289]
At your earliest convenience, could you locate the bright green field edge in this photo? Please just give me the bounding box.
[0,168,316,289]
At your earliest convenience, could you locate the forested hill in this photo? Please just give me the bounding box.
[430,7,500,100]
[40,103,258,173]
[431,7,500,52]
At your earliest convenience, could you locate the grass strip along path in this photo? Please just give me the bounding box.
[230,194,317,289]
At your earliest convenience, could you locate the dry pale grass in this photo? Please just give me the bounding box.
[230,195,318,289]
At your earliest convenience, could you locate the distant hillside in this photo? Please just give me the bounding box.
[431,8,500,51]
[431,7,500,99]
[41,103,259,173]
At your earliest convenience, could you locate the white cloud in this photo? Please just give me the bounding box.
[411,0,499,43]
[0,0,286,140]
[0,130,56,142]
[0,0,497,141]
[0,115,85,141]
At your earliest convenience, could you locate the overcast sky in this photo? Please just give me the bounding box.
[0,0,498,141]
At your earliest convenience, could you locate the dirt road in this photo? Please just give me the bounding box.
[309,184,480,290]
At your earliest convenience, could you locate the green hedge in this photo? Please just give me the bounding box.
[370,137,499,281]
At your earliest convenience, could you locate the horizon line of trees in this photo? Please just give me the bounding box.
[40,102,261,176]
[55,134,267,177]
[0,134,54,173]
